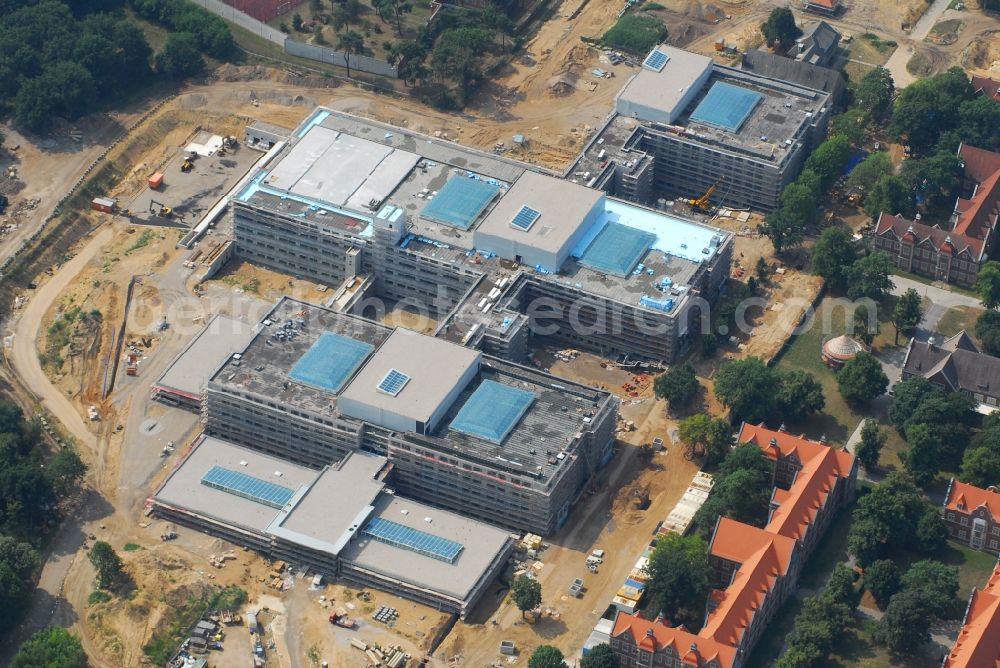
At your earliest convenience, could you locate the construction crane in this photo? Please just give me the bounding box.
[685,183,717,211]
[149,200,172,218]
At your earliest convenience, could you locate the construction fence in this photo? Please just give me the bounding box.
[191,0,399,77]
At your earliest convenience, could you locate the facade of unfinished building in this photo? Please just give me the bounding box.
[580,44,832,211]
[230,108,733,365]
[201,297,619,535]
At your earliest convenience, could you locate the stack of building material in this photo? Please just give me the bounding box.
[659,472,714,536]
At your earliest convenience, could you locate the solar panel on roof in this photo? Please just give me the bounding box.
[451,380,535,444]
[643,49,669,72]
[201,466,295,509]
[363,516,464,563]
[377,369,410,396]
[510,205,541,231]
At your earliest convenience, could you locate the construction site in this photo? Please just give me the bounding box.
[0,0,999,666]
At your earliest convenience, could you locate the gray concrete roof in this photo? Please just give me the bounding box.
[264,125,420,211]
[208,297,393,415]
[339,492,515,601]
[154,315,258,400]
[153,435,320,532]
[338,328,482,426]
[616,45,714,119]
[268,450,389,555]
[474,171,603,254]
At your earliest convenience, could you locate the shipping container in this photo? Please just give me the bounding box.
[148,172,164,189]
[91,197,116,213]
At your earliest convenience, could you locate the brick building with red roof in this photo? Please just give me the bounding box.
[972,75,1000,105]
[610,425,857,668]
[873,143,1000,288]
[942,561,1000,668]
[943,479,1000,556]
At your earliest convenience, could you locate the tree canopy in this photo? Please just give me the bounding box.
[677,415,732,466]
[528,645,567,668]
[960,422,1000,488]
[891,288,924,345]
[811,227,857,292]
[837,352,888,406]
[855,419,886,470]
[511,574,541,618]
[900,560,961,619]
[644,532,711,629]
[846,252,894,301]
[654,363,699,409]
[847,473,946,566]
[864,559,901,609]
[846,151,893,193]
[579,643,618,668]
[760,7,801,51]
[714,357,775,423]
[11,627,87,668]
[874,589,932,652]
[89,541,125,591]
[975,309,1000,356]
[691,444,774,537]
[777,564,858,668]
[602,14,667,55]
[976,261,1000,310]
[889,67,974,152]
[852,66,895,120]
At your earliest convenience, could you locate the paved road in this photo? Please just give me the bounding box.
[890,275,982,342]
[8,227,113,456]
[883,0,953,89]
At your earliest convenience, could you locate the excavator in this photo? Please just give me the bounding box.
[149,200,172,218]
[685,182,717,212]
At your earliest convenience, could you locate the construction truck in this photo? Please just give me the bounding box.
[181,159,193,172]
[685,183,717,212]
[329,610,356,629]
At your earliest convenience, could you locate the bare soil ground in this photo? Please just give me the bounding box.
[734,269,825,363]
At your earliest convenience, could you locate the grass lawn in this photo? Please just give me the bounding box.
[842,34,895,83]
[773,296,898,446]
[823,616,940,668]
[936,304,984,340]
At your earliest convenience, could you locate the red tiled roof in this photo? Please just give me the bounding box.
[953,145,1000,244]
[611,612,738,667]
[943,563,1000,668]
[806,0,838,8]
[702,518,797,647]
[946,480,1000,520]
[971,75,1000,105]
[738,424,855,544]
[876,213,986,261]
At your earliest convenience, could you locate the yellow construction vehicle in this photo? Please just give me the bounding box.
[686,183,717,211]
[181,159,193,172]
[149,200,172,218]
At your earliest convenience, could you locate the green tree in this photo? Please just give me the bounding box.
[374,0,413,37]
[677,415,732,464]
[779,181,820,228]
[333,0,364,30]
[654,363,699,409]
[761,207,805,253]
[891,288,924,345]
[580,643,617,668]
[960,424,1000,487]
[830,107,869,146]
[336,30,366,78]
[601,14,667,54]
[155,32,204,79]
[951,95,1000,152]
[810,226,857,292]
[852,303,879,347]
[292,11,303,30]
[701,333,718,359]
[853,66,895,119]
[855,419,886,470]
[975,261,1000,310]
[864,175,913,221]
[890,67,973,152]
[875,589,932,652]
[803,136,853,190]
[755,256,769,282]
[776,369,825,422]
[901,150,963,210]
[864,559,900,609]
[760,7,802,51]
[88,540,125,590]
[846,152,893,192]
[847,473,944,565]
[837,352,888,406]
[888,377,938,433]
[847,253,894,301]
[714,357,777,423]
[432,26,493,102]
[46,447,86,496]
[528,645,567,668]
[692,444,774,536]
[901,560,961,619]
[916,505,948,553]
[11,627,87,668]
[975,309,1000,356]
[644,533,711,628]
[511,574,541,619]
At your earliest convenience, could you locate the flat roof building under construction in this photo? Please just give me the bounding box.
[151,435,515,616]
[152,315,258,410]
